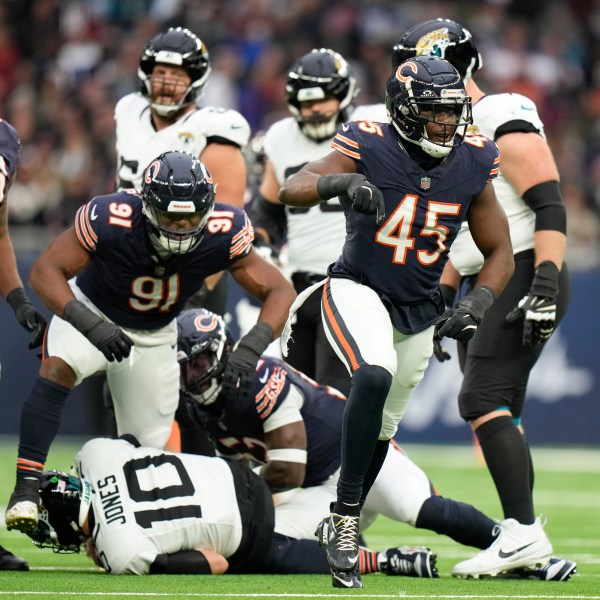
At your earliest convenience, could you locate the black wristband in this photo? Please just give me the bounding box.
[316,173,363,201]
[6,287,31,311]
[238,322,274,355]
[62,299,104,335]
[530,261,560,298]
[458,286,496,323]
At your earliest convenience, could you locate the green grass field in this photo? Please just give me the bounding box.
[1,436,599,599]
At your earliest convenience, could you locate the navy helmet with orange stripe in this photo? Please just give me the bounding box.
[386,56,472,158]
[141,150,215,254]
[177,308,234,406]
[285,48,358,142]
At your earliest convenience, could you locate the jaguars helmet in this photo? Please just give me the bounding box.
[392,19,482,83]
[139,27,211,117]
[285,48,358,142]
[177,308,233,406]
[28,471,92,553]
[141,151,215,254]
[386,56,472,158]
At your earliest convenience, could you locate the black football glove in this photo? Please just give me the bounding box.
[432,284,458,362]
[63,299,133,362]
[434,286,495,342]
[317,173,385,224]
[221,322,273,402]
[506,261,560,347]
[6,287,47,349]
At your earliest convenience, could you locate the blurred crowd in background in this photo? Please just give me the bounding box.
[1,0,599,270]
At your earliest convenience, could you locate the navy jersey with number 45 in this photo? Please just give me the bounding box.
[75,192,254,330]
[329,120,499,331]
[190,355,345,488]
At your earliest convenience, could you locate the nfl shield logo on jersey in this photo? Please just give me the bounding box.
[420,177,431,190]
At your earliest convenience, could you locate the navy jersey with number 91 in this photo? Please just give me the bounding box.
[74,192,254,330]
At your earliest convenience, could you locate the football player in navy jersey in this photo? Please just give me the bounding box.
[0,118,46,571]
[393,19,574,581]
[279,55,515,587]
[5,150,296,538]
[175,307,569,585]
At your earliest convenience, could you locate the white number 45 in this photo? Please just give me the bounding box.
[375,194,460,265]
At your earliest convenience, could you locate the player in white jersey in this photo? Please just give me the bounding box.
[115,27,250,316]
[251,49,387,395]
[27,436,432,581]
[393,19,574,581]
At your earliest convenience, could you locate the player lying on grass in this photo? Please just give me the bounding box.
[174,307,576,583]
[27,435,433,583]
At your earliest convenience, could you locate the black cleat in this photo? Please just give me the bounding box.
[331,565,363,588]
[0,545,29,571]
[5,479,40,535]
[503,557,577,581]
[316,511,360,572]
[382,546,439,578]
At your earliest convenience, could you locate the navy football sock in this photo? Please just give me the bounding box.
[337,365,392,505]
[17,377,70,480]
[416,495,497,549]
[475,416,535,524]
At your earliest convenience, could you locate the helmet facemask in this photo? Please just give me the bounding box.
[141,152,216,255]
[386,57,472,158]
[177,309,232,406]
[285,48,358,142]
[139,27,211,118]
[143,200,213,254]
[28,471,91,554]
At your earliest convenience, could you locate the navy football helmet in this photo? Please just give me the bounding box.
[139,27,211,117]
[28,471,91,553]
[392,19,482,83]
[141,151,215,254]
[285,48,358,142]
[177,308,234,406]
[386,56,472,158]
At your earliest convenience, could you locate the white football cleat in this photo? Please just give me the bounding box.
[452,516,553,579]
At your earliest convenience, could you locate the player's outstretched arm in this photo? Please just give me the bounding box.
[435,183,514,343]
[279,149,385,223]
[467,182,515,299]
[30,228,133,362]
[28,227,91,316]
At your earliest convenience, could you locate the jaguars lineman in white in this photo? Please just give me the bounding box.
[393,18,575,581]
[251,48,387,395]
[114,27,250,203]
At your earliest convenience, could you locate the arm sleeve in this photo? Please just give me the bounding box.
[149,550,212,575]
